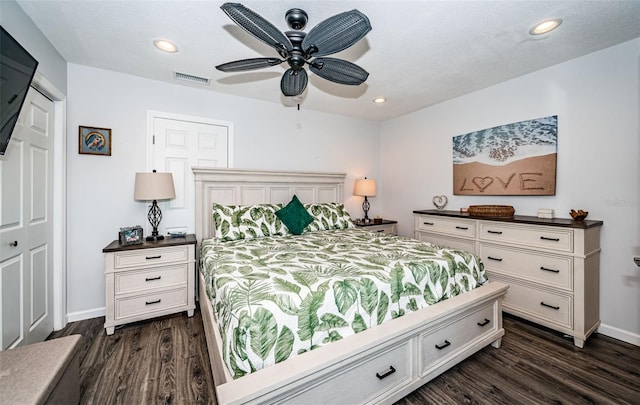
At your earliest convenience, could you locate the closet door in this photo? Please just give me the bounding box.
[0,88,54,349]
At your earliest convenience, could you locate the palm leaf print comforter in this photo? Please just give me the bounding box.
[200,228,487,379]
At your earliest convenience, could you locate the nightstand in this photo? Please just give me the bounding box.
[353,219,398,235]
[103,234,196,335]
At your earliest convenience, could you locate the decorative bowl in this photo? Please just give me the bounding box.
[570,209,588,221]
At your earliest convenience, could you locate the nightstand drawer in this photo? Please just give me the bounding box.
[415,215,476,238]
[115,265,188,294]
[365,224,396,235]
[115,288,188,319]
[113,245,190,269]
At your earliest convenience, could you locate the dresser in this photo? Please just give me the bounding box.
[353,219,398,235]
[413,210,603,348]
[103,235,196,335]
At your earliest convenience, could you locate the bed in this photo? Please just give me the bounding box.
[194,167,508,405]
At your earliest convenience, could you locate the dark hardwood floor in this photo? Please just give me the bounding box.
[48,309,640,404]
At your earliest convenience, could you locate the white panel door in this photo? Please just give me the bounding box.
[151,116,231,235]
[0,88,54,350]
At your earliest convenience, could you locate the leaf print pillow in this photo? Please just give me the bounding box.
[212,203,284,241]
[305,203,355,232]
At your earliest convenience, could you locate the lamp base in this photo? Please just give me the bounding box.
[146,234,164,242]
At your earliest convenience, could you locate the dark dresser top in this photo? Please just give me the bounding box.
[103,234,197,252]
[413,210,603,229]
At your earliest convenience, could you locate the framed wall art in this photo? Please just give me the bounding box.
[452,115,557,196]
[79,126,112,156]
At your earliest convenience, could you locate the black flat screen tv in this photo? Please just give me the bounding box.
[1,25,39,156]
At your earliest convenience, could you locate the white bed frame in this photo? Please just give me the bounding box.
[193,167,508,405]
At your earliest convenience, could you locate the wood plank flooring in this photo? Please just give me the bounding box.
[48,310,640,404]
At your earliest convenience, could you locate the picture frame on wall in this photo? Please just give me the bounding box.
[79,126,112,156]
[119,226,144,246]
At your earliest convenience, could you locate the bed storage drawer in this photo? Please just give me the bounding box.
[115,288,188,319]
[114,264,188,294]
[479,222,573,253]
[415,215,476,238]
[113,245,190,269]
[480,245,573,290]
[286,339,413,404]
[419,302,495,375]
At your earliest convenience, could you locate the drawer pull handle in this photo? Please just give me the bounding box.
[435,340,451,350]
[540,302,560,310]
[146,255,162,260]
[487,256,503,262]
[375,366,396,380]
[477,318,491,327]
[145,276,162,281]
[423,222,434,226]
[487,230,503,235]
[146,299,161,305]
[540,266,560,273]
[455,226,469,230]
[540,236,560,242]
[376,229,385,233]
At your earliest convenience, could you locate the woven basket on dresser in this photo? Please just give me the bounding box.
[468,205,515,217]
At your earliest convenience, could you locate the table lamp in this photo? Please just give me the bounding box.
[354,177,376,222]
[134,170,176,241]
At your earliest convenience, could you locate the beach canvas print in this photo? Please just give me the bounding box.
[453,115,557,195]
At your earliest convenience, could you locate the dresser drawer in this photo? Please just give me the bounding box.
[419,303,495,374]
[489,274,572,328]
[480,245,572,290]
[113,245,190,269]
[415,215,476,238]
[115,288,188,319]
[286,339,413,404]
[416,232,476,253]
[479,222,573,253]
[114,264,188,295]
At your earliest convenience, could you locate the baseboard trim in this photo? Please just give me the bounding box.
[67,307,105,323]
[598,323,640,347]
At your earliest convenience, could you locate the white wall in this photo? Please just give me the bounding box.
[380,39,640,344]
[66,64,380,319]
[0,0,67,94]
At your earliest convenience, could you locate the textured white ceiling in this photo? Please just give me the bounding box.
[16,0,640,121]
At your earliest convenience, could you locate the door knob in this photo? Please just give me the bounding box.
[634,257,640,267]
[9,241,18,247]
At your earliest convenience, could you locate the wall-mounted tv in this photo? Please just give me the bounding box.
[1,25,39,156]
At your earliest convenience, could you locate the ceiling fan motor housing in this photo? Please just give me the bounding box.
[286,8,308,30]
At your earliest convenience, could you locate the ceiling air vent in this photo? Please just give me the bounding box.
[174,71,210,85]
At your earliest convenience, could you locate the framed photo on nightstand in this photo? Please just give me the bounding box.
[119,226,144,245]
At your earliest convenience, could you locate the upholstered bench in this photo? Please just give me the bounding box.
[0,335,82,404]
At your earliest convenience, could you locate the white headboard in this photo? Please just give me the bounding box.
[192,167,346,241]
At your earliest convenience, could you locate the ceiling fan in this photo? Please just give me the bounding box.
[215,2,372,97]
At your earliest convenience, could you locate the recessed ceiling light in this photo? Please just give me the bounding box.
[529,18,562,36]
[373,97,387,104]
[153,39,178,53]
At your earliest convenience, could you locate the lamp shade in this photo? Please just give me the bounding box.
[354,178,376,197]
[134,172,176,201]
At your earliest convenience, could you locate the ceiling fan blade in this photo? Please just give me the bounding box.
[310,58,369,85]
[221,3,293,56]
[280,68,308,96]
[301,10,371,57]
[216,57,283,72]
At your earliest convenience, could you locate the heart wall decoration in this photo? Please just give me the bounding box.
[433,195,448,210]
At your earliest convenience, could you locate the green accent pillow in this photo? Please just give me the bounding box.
[276,195,314,235]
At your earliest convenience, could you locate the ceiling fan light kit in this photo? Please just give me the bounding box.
[216,2,372,98]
